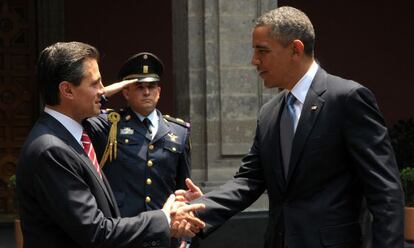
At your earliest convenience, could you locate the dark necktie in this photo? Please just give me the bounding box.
[81,131,102,178]
[142,118,152,134]
[280,93,297,178]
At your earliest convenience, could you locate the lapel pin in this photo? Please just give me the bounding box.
[311,105,318,111]
[168,133,178,142]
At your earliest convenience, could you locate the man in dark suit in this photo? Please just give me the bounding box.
[179,6,404,248]
[16,41,204,248]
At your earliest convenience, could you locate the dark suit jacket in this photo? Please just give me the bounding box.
[16,112,170,248]
[194,68,404,248]
[85,108,191,217]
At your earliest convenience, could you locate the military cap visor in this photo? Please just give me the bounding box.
[118,52,164,83]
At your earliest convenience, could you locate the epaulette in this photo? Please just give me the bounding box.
[163,115,191,128]
[117,108,133,122]
[100,110,121,167]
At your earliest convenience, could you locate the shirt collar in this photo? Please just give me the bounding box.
[290,61,319,104]
[135,109,158,127]
[44,106,83,144]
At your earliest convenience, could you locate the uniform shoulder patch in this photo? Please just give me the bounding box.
[163,115,191,128]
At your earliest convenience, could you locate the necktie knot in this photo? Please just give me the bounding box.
[81,132,91,143]
[286,93,296,109]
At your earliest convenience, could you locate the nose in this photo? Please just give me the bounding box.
[98,82,105,95]
[143,86,150,95]
[251,53,260,66]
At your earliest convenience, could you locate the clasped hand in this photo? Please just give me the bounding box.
[162,178,205,239]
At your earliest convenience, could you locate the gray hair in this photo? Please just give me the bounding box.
[255,6,315,56]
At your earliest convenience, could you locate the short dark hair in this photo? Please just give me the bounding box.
[255,6,315,56]
[37,41,99,105]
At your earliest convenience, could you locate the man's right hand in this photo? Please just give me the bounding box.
[175,178,203,203]
[162,194,205,238]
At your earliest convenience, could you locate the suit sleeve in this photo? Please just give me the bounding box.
[175,128,191,190]
[192,120,266,236]
[33,146,170,248]
[343,86,404,247]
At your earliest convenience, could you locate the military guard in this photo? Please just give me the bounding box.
[85,52,191,221]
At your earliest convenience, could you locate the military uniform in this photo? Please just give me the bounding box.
[85,108,190,217]
[85,52,195,247]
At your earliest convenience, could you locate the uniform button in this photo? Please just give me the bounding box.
[146,178,152,185]
[145,196,151,203]
[172,147,176,152]
[124,139,129,144]
[147,160,153,167]
[148,144,154,150]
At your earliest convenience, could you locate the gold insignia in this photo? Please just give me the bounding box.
[143,65,148,74]
[108,112,120,123]
[143,54,148,60]
[176,118,184,123]
[100,111,121,167]
[168,133,178,142]
[125,115,131,121]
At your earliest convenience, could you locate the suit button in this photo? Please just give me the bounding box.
[172,147,176,152]
[148,144,154,150]
[146,178,152,185]
[146,196,151,203]
[124,139,129,144]
[147,160,153,167]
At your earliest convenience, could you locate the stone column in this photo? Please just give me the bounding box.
[172,0,277,211]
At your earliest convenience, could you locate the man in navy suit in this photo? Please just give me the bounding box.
[180,6,404,248]
[16,41,204,248]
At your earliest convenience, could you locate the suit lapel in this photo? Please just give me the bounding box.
[286,68,327,184]
[152,111,171,144]
[42,112,118,211]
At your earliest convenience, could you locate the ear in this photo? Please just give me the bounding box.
[59,81,74,100]
[122,87,129,101]
[291,39,305,57]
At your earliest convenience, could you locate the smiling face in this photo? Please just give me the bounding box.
[251,25,296,90]
[70,58,104,121]
[122,82,161,116]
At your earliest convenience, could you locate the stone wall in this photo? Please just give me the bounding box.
[172,0,278,210]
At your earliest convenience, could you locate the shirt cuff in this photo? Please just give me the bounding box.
[161,209,171,225]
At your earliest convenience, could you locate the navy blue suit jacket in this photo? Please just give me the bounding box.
[194,68,404,248]
[17,112,170,248]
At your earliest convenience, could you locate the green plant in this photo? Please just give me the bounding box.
[389,118,414,170]
[8,174,18,213]
[401,167,414,207]
[8,174,16,190]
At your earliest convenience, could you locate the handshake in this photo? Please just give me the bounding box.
[162,178,204,240]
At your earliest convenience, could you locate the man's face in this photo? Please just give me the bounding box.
[122,82,161,116]
[251,25,294,90]
[71,58,104,121]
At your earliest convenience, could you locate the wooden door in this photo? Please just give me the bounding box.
[0,0,37,219]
